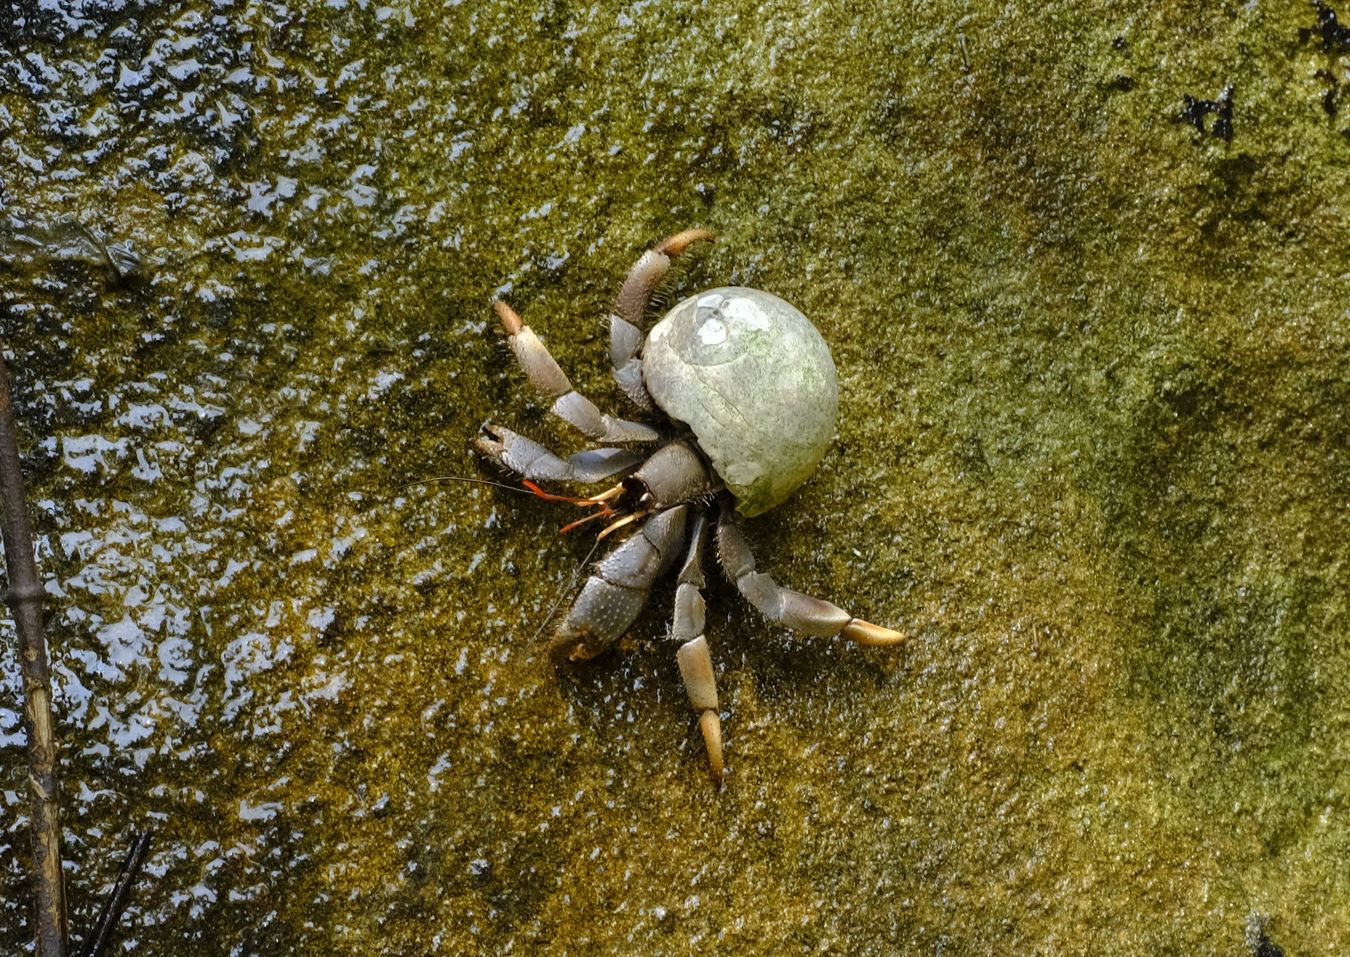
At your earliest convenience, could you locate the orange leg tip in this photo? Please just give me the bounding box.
[491,299,524,335]
[524,480,621,508]
[841,619,908,647]
[658,228,715,257]
[523,478,580,503]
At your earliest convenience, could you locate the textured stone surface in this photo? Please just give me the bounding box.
[1,0,1346,954]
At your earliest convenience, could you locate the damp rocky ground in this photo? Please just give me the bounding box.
[2,0,1348,953]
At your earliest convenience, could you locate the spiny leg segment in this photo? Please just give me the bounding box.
[474,424,641,483]
[610,228,714,410]
[492,299,658,444]
[716,504,907,646]
[672,510,724,786]
[550,504,689,664]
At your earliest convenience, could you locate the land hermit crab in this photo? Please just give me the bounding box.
[476,230,905,785]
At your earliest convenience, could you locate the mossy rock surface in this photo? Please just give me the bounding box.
[1,0,1347,953]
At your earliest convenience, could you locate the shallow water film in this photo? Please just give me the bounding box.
[3,0,1349,953]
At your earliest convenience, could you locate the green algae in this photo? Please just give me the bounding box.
[1,0,1348,952]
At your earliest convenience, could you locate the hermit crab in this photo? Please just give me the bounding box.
[476,229,905,785]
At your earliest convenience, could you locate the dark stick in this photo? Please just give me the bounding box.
[77,831,153,957]
[0,349,68,956]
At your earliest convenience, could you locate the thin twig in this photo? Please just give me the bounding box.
[399,474,538,496]
[77,831,153,957]
[0,348,67,955]
[530,536,602,644]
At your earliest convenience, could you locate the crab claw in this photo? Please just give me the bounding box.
[474,423,641,485]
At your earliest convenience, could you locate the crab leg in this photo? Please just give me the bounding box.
[716,507,907,646]
[550,505,688,663]
[474,423,641,483]
[492,300,659,444]
[671,511,723,786]
[610,229,714,410]
[525,441,718,541]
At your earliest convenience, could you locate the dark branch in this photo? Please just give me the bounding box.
[77,831,153,957]
[0,347,68,956]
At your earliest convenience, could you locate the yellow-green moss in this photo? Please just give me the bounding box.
[2,0,1347,953]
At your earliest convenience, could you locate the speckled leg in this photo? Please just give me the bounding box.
[671,510,724,786]
[716,507,907,646]
[550,505,688,663]
[474,423,641,483]
[610,229,714,410]
[492,300,659,444]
